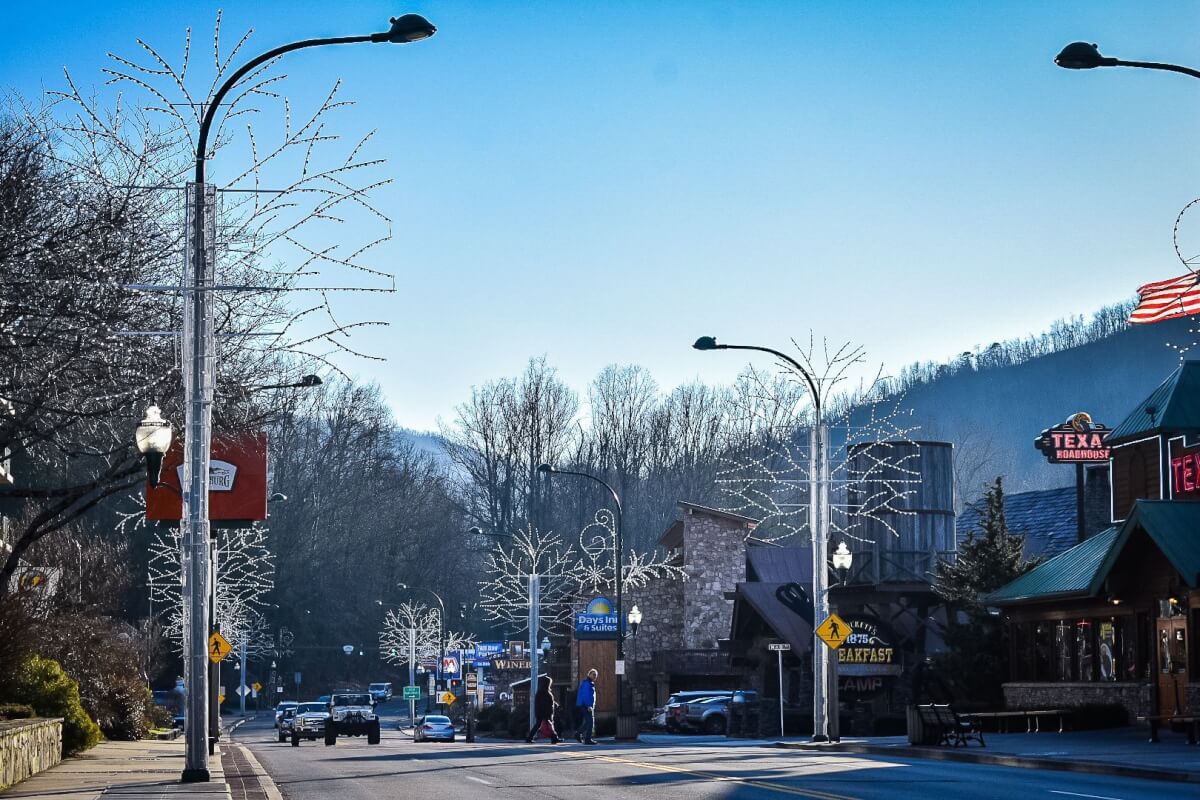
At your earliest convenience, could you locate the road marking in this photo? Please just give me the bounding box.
[465,776,492,785]
[565,752,857,800]
[1049,792,1124,800]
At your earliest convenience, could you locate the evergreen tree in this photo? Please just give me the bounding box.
[931,477,1037,707]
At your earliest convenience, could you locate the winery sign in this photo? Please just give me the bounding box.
[1034,412,1111,464]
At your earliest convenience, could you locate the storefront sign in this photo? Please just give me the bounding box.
[1034,412,1111,464]
[1169,440,1200,498]
[575,596,619,640]
[837,615,896,670]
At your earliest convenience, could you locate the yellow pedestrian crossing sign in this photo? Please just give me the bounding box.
[815,613,851,650]
[208,631,232,663]
[438,691,456,705]
[252,681,263,692]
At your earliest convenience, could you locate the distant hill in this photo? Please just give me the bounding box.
[396,428,450,466]
[890,314,1195,506]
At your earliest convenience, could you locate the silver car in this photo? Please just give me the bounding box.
[414,714,455,742]
[289,702,331,745]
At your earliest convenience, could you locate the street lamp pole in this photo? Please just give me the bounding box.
[176,15,435,782]
[535,464,629,730]
[1055,42,1200,80]
[692,336,834,742]
[400,585,447,706]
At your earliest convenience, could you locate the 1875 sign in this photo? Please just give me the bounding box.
[1034,412,1111,464]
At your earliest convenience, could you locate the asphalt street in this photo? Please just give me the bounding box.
[232,708,1181,800]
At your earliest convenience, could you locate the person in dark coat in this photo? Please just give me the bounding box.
[525,675,561,743]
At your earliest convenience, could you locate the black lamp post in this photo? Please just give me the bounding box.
[536,463,633,732]
[1055,42,1200,80]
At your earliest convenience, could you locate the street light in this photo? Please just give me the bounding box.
[626,605,642,638]
[831,542,853,584]
[536,463,635,735]
[692,335,834,743]
[134,406,173,487]
[176,14,436,783]
[399,585,448,703]
[1055,42,1200,79]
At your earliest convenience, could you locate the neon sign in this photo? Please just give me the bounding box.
[1035,412,1111,464]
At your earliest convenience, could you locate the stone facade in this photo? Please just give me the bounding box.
[1002,682,1151,723]
[680,506,752,649]
[0,719,62,791]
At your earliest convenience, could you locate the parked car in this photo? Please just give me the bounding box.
[414,714,455,742]
[368,682,393,703]
[661,691,732,732]
[679,692,757,735]
[274,701,299,729]
[289,702,331,746]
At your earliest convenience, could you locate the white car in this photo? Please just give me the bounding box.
[414,714,455,742]
[368,682,393,703]
[274,701,299,729]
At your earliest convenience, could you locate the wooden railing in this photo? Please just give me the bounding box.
[650,649,734,675]
[842,547,956,585]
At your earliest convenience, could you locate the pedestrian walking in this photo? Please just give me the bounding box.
[525,675,561,744]
[574,668,598,744]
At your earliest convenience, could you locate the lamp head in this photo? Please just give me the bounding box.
[536,463,554,474]
[831,541,853,571]
[383,13,436,43]
[134,405,173,455]
[692,336,721,351]
[467,526,484,536]
[627,605,643,625]
[1055,42,1117,70]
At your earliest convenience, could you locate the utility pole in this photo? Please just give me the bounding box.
[238,637,247,717]
[408,627,416,739]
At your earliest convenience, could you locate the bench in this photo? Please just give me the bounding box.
[1137,715,1200,744]
[971,711,1029,734]
[1024,709,1070,733]
[916,704,985,748]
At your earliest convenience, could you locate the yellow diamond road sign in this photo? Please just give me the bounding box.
[208,631,233,663]
[438,691,456,705]
[815,613,851,650]
[252,681,263,692]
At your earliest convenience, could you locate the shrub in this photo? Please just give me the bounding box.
[0,703,35,720]
[147,700,174,731]
[7,655,101,754]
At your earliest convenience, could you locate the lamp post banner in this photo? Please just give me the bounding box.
[146,433,269,522]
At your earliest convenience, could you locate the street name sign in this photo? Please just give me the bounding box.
[814,613,851,650]
[767,642,791,652]
[402,685,421,700]
[208,631,232,663]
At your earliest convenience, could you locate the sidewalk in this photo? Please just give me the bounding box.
[1,737,230,799]
[777,727,1200,783]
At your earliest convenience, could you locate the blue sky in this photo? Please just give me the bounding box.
[6,2,1200,430]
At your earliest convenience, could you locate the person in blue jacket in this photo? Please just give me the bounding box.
[574,668,598,744]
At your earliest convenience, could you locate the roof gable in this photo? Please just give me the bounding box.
[1109,361,1200,444]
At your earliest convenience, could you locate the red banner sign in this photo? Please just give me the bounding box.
[146,433,268,522]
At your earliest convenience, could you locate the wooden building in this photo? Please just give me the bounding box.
[991,362,1200,720]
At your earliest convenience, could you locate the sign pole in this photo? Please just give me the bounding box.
[238,637,247,717]
[777,647,785,737]
[1075,462,1086,544]
[529,573,540,732]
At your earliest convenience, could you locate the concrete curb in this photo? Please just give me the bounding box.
[771,741,1200,783]
[230,744,284,800]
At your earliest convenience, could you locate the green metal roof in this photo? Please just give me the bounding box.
[990,500,1200,605]
[987,526,1118,605]
[1091,501,1200,589]
[1108,361,1200,444]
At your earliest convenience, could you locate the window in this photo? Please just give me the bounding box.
[1034,623,1053,681]
[1098,620,1117,682]
[1076,620,1094,682]
[1055,621,1073,681]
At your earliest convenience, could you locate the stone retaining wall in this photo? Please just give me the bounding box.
[1002,682,1150,722]
[0,718,63,790]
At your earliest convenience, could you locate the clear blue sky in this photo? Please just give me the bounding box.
[6,2,1200,430]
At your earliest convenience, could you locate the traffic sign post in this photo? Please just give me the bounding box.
[768,642,792,737]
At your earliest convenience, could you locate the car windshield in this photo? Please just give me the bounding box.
[424,716,450,724]
[276,703,297,711]
[369,683,388,690]
[333,694,371,706]
[297,703,325,713]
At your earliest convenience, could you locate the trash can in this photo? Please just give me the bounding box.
[616,714,640,741]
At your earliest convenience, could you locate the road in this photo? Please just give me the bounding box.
[231,709,1179,800]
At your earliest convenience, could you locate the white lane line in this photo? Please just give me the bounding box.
[465,776,492,785]
[1049,791,1124,800]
